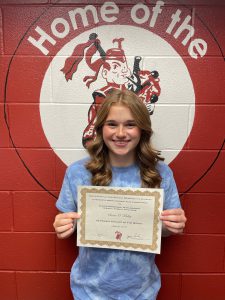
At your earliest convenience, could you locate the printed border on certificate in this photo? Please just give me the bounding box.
[77,186,164,253]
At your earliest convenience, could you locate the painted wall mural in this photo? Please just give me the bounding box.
[4,1,225,196]
[1,1,225,299]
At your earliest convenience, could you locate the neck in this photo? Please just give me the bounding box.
[109,153,136,167]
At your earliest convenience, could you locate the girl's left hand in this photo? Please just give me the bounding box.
[160,208,187,235]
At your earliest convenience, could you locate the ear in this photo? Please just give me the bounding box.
[102,68,107,79]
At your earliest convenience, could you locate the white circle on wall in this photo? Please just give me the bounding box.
[40,25,195,166]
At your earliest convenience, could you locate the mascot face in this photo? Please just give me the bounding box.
[102,60,131,85]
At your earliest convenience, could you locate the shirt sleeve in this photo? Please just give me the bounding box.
[160,164,181,210]
[56,169,77,213]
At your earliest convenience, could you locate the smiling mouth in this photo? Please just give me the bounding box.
[113,140,130,146]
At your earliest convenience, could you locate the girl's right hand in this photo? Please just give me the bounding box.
[53,212,80,239]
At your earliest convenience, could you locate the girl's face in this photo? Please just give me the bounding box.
[102,104,141,167]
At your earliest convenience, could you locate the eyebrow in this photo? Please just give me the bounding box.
[105,120,136,123]
[111,62,120,66]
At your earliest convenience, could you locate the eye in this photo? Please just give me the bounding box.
[105,121,117,128]
[125,122,136,128]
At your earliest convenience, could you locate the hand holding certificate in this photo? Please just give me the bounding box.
[77,186,164,253]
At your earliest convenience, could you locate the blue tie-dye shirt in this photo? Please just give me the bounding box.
[56,157,181,300]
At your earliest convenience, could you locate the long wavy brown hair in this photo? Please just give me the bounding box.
[86,88,164,188]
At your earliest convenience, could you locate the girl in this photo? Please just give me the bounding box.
[53,88,186,300]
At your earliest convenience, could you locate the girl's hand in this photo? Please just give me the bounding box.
[53,212,80,239]
[160,208,187,236]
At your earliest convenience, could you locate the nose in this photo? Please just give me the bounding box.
[116,125,126,138]
[121,64,128,73]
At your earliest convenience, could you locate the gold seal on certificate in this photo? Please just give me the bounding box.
[77,186,164,254]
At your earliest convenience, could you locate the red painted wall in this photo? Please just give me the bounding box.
[0,1,225,299]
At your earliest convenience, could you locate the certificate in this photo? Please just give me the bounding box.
[77,186,163,253]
